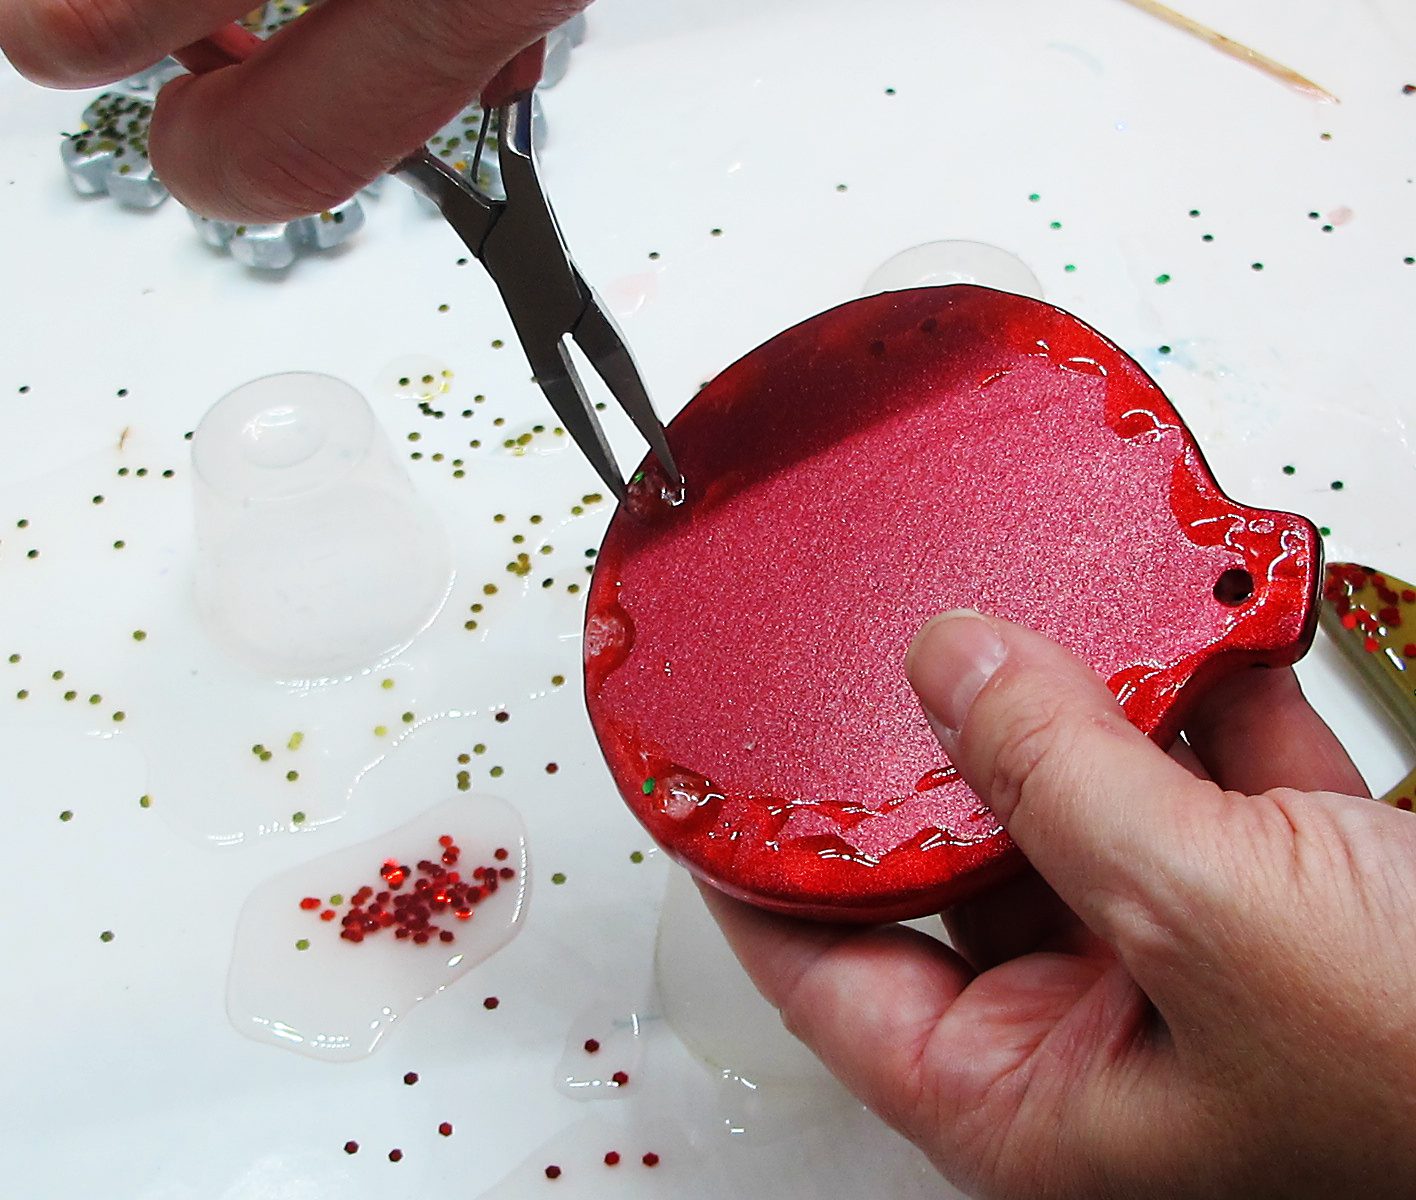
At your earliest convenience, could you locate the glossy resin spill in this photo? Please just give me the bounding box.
[556,1003,648,1101]
[586,286,1321,922]
[227,795,528,1060]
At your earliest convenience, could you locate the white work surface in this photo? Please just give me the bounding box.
[2,0,1414,1195]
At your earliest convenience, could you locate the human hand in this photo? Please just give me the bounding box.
[0,0,590,220]
[705,610,1416,1199]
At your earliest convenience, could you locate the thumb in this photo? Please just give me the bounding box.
[906,610,1223,964]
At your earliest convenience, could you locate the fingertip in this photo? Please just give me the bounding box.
[150,69,367,222]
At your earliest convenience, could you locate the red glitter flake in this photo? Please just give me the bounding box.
[495,710,510,723]
[604,1151,621,1166]
[388,1149,403,1163]
[483,996,500,1009]
[642,1152,660,1167]
[611,1071,629,1087]
[1364,636,1380,653]
[298,838,515,949]
[1404,590,1416,603]
[438,1122,453,1137]
[1405,645,1416,659]
[545,763,559,774]
[403,1071,419,1086]
[1380,606,1402,627]
[1399,797,1414,811]
[343,1141,359,1155]
[494,847,509,861]
[583,1038,601,1054]
[544,1165,562,1180]
[1340,612,1359,630]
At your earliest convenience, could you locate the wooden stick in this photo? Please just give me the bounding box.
[1120,0,1339,103]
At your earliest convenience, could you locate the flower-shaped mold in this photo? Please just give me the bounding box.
[586,286,1322,923]
[57,6,580,264]
[61,93,166,209]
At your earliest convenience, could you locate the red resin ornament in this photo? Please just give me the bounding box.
[585,287,1320,922]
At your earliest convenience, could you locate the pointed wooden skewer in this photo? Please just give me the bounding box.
[1120,0,1339,103]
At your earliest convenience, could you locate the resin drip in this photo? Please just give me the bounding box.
[227,795,528,1059]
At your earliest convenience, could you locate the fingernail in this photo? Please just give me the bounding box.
[906,611,1008,748]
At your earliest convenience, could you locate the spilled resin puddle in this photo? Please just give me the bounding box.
[227,795,529,1060]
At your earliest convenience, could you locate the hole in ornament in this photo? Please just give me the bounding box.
[1213,569,1255,606]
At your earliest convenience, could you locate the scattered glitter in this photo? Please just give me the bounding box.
[403,1071,419,1086]
[544,1165,562,1180]
[388,1149,403,1163]
[642,1153,660,1167]
[1155,273,1172,285]
[438,1122,453,1137]
[604,1151,621,1166]
[483,996,500,1009]
[344,1141,359,1154]
[99,930,114,943]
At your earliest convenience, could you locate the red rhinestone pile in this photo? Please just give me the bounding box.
[297,837,515,946]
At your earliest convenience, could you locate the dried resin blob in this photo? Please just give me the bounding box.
[586,287,1320,922]
[228,795,528,1059]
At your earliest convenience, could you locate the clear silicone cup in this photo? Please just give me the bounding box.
[191,372,453,682]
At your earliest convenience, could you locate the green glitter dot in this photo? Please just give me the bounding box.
[260,750,273,762]
[286,770,299,782]
[62,691,76,701]
[1319,526,1332,537]
[884,86,896,95]
[99,930,114,943]
[551,674,565,687]
[551,872,566,885]
[629,850,644,864]
[1251,262,1265,271]
[292,811,306,824]
[16,690,28,700]
[374,725,388,736]
[59,810,73,822]
[1064,264,1077,273]
[287,731,304,751]
[1188,209,1200,218]
[1049,220,1062,230]
[1028,192,1040,202]
[330,894,343,905]
[92,495,104,505]
[438,304,450,313]
[474,743,486,755]
[113,541,125,550]
[295,939,310,951]
[1155,274,1171,285]
[489,765,504,778]
[51,670,63,681]
[491,339,504,349]
[1202,234,1214,243]
[26,549,37,559]
[402,711,415,723]
[1331,480,1344,491]
[131,630,146,641]
[642,777,656,795]
[112,711,125,722]
[88,694,101,705]
[1159,345,1172,355]
[139,794,151,808]
[381,678,394,689]
[6,654,17,664]
[1283,465,1296,476]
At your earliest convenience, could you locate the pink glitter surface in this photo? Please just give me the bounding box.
[587,287,1319,922]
